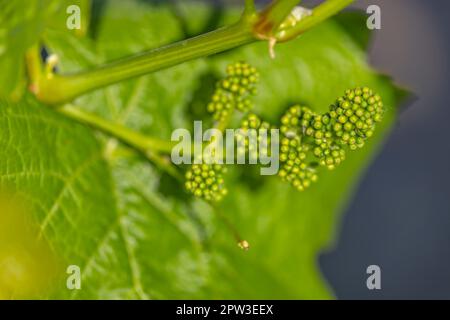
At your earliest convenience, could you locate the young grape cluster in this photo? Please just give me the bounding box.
[329,87,384,150]
[185,162,228,202]
[207,62,259,121]
[276,86,385,191]
[278,135,318,191]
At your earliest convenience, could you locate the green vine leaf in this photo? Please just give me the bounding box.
[0,0,405,299]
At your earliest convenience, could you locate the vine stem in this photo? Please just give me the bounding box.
[31,0,354,105]
[24,44,43,93]
[59,103,233,167]
[60,105,175,153]
[59,105,182,179]
[37,22,253,104]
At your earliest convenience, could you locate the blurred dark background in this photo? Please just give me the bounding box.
[316,0,450,299]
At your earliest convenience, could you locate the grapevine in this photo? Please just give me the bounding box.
[19,0,364,249]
